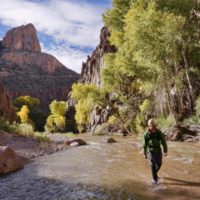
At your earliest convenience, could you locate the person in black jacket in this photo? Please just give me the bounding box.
[143,118,168,184]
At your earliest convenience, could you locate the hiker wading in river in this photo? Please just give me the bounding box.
[143,118,168,184]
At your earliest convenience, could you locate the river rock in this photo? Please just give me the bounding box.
[70,142,79,147]
[0,146,23,174]
[164,125,198,142]
[67,139,87,147]
[101,137,116,144]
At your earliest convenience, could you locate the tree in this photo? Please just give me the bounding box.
[14,96,40,109]
[70,83,109,132]
[14,96,47,131]
[45,100,67,133]
[102,0,200,127]
[103,0,137,46]
[17,105,33,125]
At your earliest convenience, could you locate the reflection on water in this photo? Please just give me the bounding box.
[0,135,200,200]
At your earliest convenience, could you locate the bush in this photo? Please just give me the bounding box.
[183,96,200,125]
[134,114,145,134]
[64,132,75,138]
[0,117,48,142]
[108,115,117,125]
[155,115,175,130]
[12,123,48,142]
[184,115,200,125]
[14,123,34,137]
[32,132,49,142]
[77,124,86,133]
[0,117,13,132]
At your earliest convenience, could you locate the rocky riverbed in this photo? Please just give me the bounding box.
[0,135,199,200]
[0,131,70,162]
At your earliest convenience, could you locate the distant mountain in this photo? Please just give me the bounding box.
[0,23,79,109]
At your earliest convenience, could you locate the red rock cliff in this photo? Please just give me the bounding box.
[2,23,41,52]
[0,81,16,122]
[80,27,116,87]
[0,24,79,110]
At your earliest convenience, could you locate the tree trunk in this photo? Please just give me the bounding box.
[165,87,179,125]
[181,48,196,106]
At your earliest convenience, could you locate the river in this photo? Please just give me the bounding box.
[0,135,200,200]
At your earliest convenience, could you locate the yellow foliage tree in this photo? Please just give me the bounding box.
[17,105,30,124]
[45,100,66,133]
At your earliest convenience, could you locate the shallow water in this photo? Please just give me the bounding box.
[0,135,200,200]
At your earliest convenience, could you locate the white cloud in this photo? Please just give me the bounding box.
[41,42,88,73]
[0,0,106,47]
[0,0,110,72]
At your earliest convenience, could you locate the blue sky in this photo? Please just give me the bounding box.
[0,0,112,73]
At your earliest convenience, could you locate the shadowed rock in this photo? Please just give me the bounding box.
[0,81,16,122]
[164,124,199,142]
[0,146,23,174]
[101,137,117,144]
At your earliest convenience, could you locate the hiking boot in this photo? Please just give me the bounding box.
[151,179,158,185]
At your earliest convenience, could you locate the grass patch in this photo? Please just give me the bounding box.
[63,132,75,138]
[0,117,49,142]
[10,123,49,142]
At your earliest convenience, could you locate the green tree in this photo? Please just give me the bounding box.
[103,0,135,46]
[14,96,40,109]
[102,0,200,127]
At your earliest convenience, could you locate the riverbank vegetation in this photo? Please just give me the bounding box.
[71,0,200,134]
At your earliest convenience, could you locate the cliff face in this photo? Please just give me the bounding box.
[0,24,79,109]
[80,27,116,87]
[0,81,16,122]
[66,27,116,132]
[2,23,41,52]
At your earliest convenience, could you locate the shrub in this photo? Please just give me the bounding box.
[108,115,117,125]
[12,123,48,142]
[184,115,200,125]
[64,132,75,138]
[184,96,200,125]
[155,115,175,130]
[0,117,13,132]
[134,114,145,134]
[14,123,34,137]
